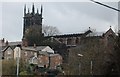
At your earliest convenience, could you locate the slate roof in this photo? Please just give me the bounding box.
[50,30,92,38]
[1,46,14,52]
[22,46,48,51]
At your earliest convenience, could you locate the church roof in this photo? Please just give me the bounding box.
[51,30,92,38]
[53,33,83,38]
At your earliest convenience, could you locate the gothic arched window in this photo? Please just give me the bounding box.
[67,38,72,45]
[76,38,79,44]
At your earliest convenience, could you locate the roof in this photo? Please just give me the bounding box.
[22,46,48,51]
[52,33,83,38]
[50,54,61,57]
[39,51,49,56]
[104,28,115,35]
[50,30,92,38]
[1,46,13,52]
[87,32,104,37]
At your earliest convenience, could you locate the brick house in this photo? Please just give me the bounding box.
[49,54,62,69]
[20,46,54,63]
[37,51,49,68]
[14,45,62,69]
[37,53,62,69]
[2,44,62,69]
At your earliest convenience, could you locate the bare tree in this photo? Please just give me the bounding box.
[114,25,118,34]
[42,25,61,36]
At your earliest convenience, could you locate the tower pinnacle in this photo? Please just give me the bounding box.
[32,3,35,14]
[41,5,43,15]
[37,8,39,14]
[24,4,26,16]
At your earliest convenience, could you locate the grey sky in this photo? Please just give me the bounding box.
[0,2,118,41]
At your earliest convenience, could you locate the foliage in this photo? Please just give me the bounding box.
[2,59,32,75]
[114,34,120,75]
[42,25,61,36]
[2,60,16,75]
[66,37,115,75]
[25,26,44,46]
[19,71,28,75]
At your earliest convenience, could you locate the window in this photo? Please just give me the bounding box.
[31,52,33,54]
[8,50,12,54]
[24,52,27,56]
[39,60,42,63]
[67,38,72,45]
[76,38,79,44]
[34,53,37,57]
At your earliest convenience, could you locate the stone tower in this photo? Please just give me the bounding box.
[23,4,43,37]
[22,4,43,46]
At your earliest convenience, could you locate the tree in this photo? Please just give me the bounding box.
[25,26,44,46]
[2,60,16,75]
[114,33,120,75]
[42,25,61,36]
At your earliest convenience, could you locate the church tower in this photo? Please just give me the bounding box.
[22,4,43,46]
[23,4,43,37]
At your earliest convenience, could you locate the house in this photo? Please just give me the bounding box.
[37,52,49,68]
[37,53,62,69]
[20,46,38,63]
[21,46,62,69]
[20,46,54,63]
[1,46,14,60]
[49,54,62,69]
[39,46,54,54]
[1,41,63,70]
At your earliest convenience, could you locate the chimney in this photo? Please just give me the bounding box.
[2,38,5,43]
[5,40,8,46]
[34,43,36,48]
[51,37,53,42]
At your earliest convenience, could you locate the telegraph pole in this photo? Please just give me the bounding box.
[14,45,21,77]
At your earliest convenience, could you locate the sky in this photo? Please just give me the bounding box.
[0,0,119,42]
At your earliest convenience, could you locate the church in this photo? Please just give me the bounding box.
[22,4,116,48]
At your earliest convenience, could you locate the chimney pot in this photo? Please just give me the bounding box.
[34,43,36,48]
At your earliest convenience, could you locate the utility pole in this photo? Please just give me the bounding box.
[90,60,93,75]
[14,45,21,77]
[17,54,20,77]
[78,54,83,75]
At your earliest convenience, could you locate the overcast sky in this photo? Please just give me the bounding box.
[0,1,119,42]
